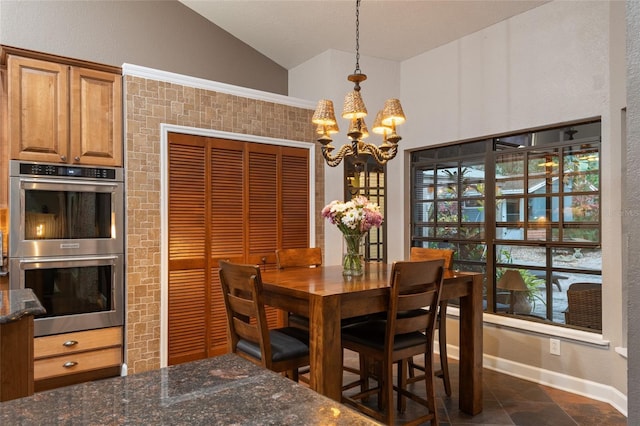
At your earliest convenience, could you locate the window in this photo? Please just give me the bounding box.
[411,121,602,331]
[345,155,386,262]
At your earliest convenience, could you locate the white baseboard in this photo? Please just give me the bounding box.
[441,345,628,417]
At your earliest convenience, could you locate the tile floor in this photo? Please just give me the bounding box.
[340,351,626,425]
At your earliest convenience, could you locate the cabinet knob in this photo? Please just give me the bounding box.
[74,156,80,161]
[60,155,67,161]
[63,340,78,347]
[63,361,78,368]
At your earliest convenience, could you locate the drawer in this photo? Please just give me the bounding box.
[34,347,122,381]
[35,327,122,359]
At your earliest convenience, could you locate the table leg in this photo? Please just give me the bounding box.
[309,294,342,401]
[458,274,483,415]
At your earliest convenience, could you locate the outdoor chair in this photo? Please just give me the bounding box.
[564,282,602,331]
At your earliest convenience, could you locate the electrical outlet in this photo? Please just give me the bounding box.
[550,338,561,355]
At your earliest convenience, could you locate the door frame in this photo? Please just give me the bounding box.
[158,123,316,367]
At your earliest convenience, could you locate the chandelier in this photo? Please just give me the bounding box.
[311,0,406,167]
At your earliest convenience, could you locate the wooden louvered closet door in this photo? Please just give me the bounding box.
[167,132,310,365]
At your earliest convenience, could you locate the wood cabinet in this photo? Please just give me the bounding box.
[1,46,122,167]
[0,66,7,209]
[0,315,34,401]
[33,326,122,385]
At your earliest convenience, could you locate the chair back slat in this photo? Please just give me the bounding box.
[394,310,429,335]
[276,248,322,269]
[227,292,256,317]
[233,317,261,343]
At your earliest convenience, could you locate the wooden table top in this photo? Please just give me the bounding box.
[261,262,482,296]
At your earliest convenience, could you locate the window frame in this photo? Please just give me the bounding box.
[410,121,602,331]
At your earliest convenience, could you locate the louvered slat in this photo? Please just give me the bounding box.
[169,141,206,261]
[281,151,309,248]
[248,150,278,254]
[210,267,229,354]
[168,269,207,364]
[210,139,244,258]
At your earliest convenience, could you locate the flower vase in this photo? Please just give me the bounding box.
[342,232,364,276]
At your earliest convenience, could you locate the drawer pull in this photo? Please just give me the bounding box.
[63,361,78,368]
[63,340,78,347]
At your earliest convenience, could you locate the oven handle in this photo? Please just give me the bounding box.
[18,255,120,264]
[19,177,120,188]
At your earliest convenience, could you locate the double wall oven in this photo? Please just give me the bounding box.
[8,161,124,337]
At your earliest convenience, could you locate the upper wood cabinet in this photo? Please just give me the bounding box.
[2,46,122,167]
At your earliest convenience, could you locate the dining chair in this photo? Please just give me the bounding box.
[341,259,444,425]
[275,247,322,269]
[275,247,322,330]
[275,247,367,377]
[218,260,310,381]
[406,246,454,397]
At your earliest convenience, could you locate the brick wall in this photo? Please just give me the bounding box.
[124,75,322,373]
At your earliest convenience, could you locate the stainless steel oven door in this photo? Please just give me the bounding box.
[9,176,124,258]
[9,255,124,337]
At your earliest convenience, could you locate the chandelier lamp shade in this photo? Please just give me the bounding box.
[311,0,406,167]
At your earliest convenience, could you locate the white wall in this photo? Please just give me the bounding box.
[625,0,640,422]
[292,0,627,413]
[398,0,626,409]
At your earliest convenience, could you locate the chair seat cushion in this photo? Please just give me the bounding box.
[290,314,372,330]
[342,320,428,351]
[371,308,429,321]
[288,314,310,329]
[237,327,309,362]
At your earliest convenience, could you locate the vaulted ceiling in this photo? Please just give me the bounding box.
[179,0,548,70]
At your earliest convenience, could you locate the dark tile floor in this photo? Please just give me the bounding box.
[340,351,627,425]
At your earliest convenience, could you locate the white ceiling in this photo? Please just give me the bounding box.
[179,0,548,70]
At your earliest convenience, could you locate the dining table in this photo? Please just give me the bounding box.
[261,262,484,415]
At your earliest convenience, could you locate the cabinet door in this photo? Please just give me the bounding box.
[1,68,8,209]
[70,67,122,166]
[8,56,69,163]
[167,133,309,365]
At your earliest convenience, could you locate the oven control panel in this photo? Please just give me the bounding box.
[18,162,117,180]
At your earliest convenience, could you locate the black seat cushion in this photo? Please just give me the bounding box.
[371,308,429,321]
[290,314,372,329]
[342,320,428,351]
[237,327,309,362]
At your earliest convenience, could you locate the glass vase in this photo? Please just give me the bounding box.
[342,232,364,276]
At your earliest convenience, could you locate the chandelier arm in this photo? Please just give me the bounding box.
[358,142,398,165]
[322,143,355,167]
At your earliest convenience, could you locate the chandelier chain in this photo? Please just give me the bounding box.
[354,0,361,74]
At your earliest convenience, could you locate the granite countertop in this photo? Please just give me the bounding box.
[0,353,380,425]
[0,289,45,324]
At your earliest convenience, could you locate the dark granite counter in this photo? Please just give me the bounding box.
[0,289,45,324]
[0,353,380,425]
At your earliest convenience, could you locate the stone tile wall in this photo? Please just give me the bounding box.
[125,75,322,373]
